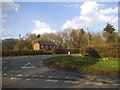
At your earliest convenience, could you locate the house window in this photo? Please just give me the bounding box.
[41,45,44,48]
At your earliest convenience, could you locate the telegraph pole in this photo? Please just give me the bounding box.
[87,28,89,46]
[18,34,21,51]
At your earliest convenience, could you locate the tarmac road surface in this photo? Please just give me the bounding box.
[2,55,119,88]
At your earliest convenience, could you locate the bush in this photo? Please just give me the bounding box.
[53,49,68,54]
[80,43,120,58]
[86,47,100,57]
[69,48,80,54]
[2,50,44,57]
[53,48,80,54]
[44,51,53,55]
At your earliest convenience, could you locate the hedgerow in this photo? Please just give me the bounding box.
[2,50,44,56]
[53,48,80,54]
[80,43,120,58]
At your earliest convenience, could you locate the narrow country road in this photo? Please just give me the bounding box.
[2,55,119,88]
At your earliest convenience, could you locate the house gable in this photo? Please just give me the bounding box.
[34,43,40,50]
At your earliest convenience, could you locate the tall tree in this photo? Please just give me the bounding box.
[69,28,85,48]
[103,23,118,43]
[76,29,85,47]
[2,39,17,51]
[14,39,33,51]
[89,32,106,45]
[70,29,78,48]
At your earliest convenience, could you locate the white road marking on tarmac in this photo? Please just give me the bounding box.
[94,83,102,85]
[40,75,44,77]
[10,78,16,80]
[26,79,30,80]
[86,82,102,85]
[17,75,22,77]
[113,84,119,86]
[64,80,79,84]
[21,62,36,69]
[46,79,58,82]
[3,74,7,76]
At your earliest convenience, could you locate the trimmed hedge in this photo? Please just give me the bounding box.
[80,43,120,58]
[44,51,53,55]
[2,50,44,56]
[2,43,119,58]
[53,48,80,54]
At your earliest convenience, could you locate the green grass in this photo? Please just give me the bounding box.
[44,56,119,78]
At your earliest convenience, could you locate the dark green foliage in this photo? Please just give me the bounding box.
[86,47,100,58]
[53,49,68,54]
[80,43,120,58]
[2,50,44,56]
[37,34,41,38]
[44,51,53,55]
[69,28,85,48]
[53,48,80,54]
[103,23,116,33]
[14,39,33,51]
[103,23,118,43]
[2,39,17,51]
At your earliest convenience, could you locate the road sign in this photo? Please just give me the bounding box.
[21,62,36,69]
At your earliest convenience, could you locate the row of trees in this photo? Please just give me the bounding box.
[2,23,120,51]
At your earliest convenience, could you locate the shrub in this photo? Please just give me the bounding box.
[69,48,80,54]
[53,48,80,54]
[44,51,53,55]
[80,43,120,58]
[2,50,44,57]
[86,47,100,57]
[53,49,68,54]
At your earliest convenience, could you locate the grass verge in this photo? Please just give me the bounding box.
[43,56,119,78]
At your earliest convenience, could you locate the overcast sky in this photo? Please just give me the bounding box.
[1,1,118,39]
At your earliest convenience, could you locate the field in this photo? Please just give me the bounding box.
[44,56,119,78]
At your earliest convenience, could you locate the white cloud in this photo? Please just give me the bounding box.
[100,7,118,14]
[0,14,7,23]
[114,26,118,31]
[80,1,100,16]
[62,1,118,30]
[32,20,56,34]
[1,0,20,23]
[0,28,14,39]
[1,0,20,11]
